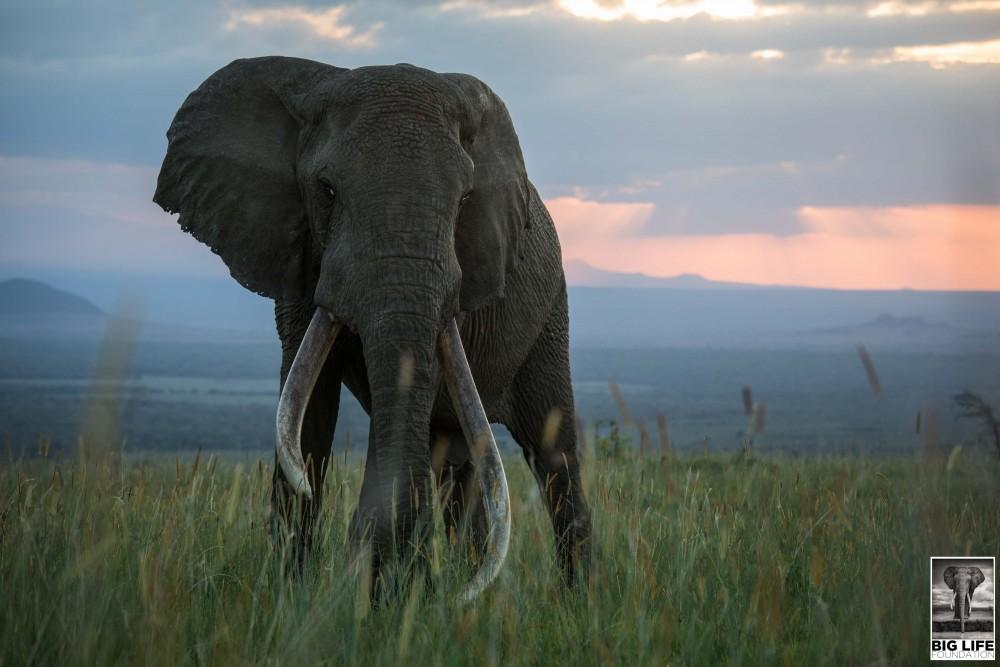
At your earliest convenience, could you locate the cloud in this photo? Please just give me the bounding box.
[877,38,1000,67]
[867,0,1000,15]
[0,0,997,267]
[545,196,655,243]
[0,155,223,276]
[751,48,785,58]
[978,579,995,604]
[556,0,792,21]
[549,196,1000,289]
[437,0,549,18]
[223,5,381,47]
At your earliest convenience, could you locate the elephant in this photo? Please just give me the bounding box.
[944,565,985,633]
[153,57,592,600]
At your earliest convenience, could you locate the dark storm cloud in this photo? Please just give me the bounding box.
[0,0,997,238]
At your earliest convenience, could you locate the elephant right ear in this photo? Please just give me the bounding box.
[154,57,344,300]
[944,567,957,588]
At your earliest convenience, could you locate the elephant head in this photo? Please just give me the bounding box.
[154,58,519,599]
[944,565,986,631]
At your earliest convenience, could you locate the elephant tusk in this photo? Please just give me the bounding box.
[275,309,341,499]
[437,318,511,603]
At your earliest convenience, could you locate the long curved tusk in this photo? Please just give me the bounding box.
[437,318,511,603]
[275,309,341,499]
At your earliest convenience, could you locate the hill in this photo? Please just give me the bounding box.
[4,275,1000,352]
[563,259,766,289]
[0,278,104,317]
[0,278,268,343]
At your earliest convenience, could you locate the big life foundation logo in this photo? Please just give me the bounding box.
[930,557,995,661]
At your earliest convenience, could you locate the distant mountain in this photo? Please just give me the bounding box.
[0,278,104,317]
[563,259,772,289]
[814,313,955,335]
[4,276,1000,353]
[0,278,269,343]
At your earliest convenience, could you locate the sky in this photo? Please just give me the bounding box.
[0,0,998,291]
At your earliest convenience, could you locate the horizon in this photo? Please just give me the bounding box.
[7,260,1000,298]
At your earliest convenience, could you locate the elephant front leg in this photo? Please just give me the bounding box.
[507,308,592,586]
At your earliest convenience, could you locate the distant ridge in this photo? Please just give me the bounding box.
[814,312,956,335]
[563,259,777,289]
[0,278,104,317]
[0,278,268,343]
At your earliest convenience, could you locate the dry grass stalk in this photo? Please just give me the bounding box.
[754,402,767,434]
[656,412,671,462]
[924,406,940,460]
[741,385,754,416]
[608,381,634,428]
[856,344,882,396]
[638,422,651,459]
[80,299,143,466]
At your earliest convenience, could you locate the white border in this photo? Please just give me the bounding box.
[929,555,996,661]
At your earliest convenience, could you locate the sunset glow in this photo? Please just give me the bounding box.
[548,198,1000,290]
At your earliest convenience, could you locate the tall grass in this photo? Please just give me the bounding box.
[1,449,996,665]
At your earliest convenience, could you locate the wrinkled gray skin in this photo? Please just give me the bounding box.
[154,57,591,592]
[944,566,985,623]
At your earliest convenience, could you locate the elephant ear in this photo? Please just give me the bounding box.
[154,57,344,300]
[444,74,529,312]
[944,567,957,588]
[971,567,986,590]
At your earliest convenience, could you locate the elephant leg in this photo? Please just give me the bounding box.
[507,299,592,586]
[432,427,488,560]
[272,300,344,566]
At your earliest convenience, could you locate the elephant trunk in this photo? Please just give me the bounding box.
[352,308,511,601]
[955,580,970,630]
[352,305,440,565]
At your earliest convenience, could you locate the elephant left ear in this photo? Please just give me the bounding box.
[972,567,986,588]
[153,57,344,301]
[444,74,529,312]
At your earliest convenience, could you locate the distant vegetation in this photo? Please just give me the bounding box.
[954,390,1000,459]
[1,276,998,457]
[2,449,996,664]
[2,338,999,458]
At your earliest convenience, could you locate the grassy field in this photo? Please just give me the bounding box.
[1,448,997,666]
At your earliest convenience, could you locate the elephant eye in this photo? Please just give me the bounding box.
[459,192,472,207]
[319,178,335,201]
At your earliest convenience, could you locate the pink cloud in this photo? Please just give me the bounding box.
[549,196,1000,290]
[545,196,654,245]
